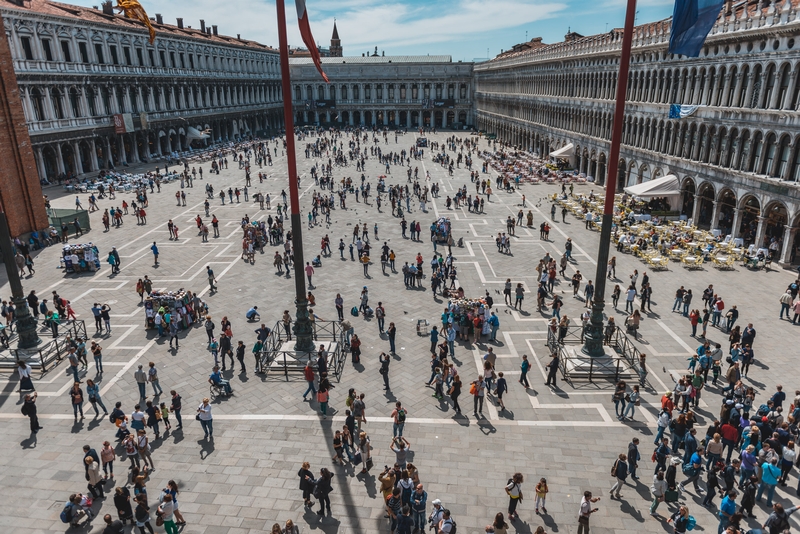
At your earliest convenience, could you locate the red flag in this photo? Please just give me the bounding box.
[295,0,329,83]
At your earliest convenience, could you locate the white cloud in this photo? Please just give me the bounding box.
[67,0,564,54]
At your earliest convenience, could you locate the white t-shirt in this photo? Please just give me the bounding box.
[506,481,521,497]
[440,518,454,533]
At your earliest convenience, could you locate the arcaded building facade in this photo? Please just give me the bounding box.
[289,55,474,129]
[475,0,800,264]
[1,0,284,180]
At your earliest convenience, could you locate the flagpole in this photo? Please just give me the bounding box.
[581,0,637,357]
[276,0,315,353]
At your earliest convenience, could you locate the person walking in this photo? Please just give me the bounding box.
[22,392,41,432]
[136,429,154,469]
[169,390,182,428]
[545,352,559,386]
[379,352,391,390]
[147,362,163,396]
[667,505,691,534]
[650,470,668,517]
[69,381,84,420]
[505,473,524,520]
[197,398,213,439]
[150,242,159,266]
[448,375,462,414]
[86,379,108,416]
[17,360,34,391]
[519,354,530,388]
[158,493,179,534]
[134,365,147,399]
[471,375,486,417]
[610,453,629,498]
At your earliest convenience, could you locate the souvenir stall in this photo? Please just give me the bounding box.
[432,217,452,244]
[61,243,100,274]
[144,289,195,330]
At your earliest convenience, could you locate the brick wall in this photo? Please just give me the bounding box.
[0,15,47,237]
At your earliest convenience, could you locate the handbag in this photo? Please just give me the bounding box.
[664,489,679,502]
[353,452,363,465]
[195,414,201,421]
[155,510,164,527]
[366,457,374,471]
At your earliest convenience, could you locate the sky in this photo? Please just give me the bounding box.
[70,0,676,62]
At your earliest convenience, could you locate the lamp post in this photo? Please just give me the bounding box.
[275,0,315,353]
[0,209,41,350]
[582,0,637,358]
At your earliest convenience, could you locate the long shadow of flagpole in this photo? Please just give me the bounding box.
[274,1,367,530]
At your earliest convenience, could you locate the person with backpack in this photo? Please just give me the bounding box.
[505,473,524,520]
[763,503,800,534]
[21,392,40,432]
[391,401,408,437]
[717,490,737,533]
[437,509,456,533]
[667,505,691,533]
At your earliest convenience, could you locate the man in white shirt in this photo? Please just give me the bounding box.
[578,491,600,534]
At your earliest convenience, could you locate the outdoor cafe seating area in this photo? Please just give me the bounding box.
[552,192,772,271]
[480,150,591,185]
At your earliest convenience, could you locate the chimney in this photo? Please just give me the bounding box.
[382,50,385,56]
[155,13,163,24]
[237,34,241,40]
[200,19,205,32]
[176,17,183,29]
[212,25,218,36]
[101,0,113,15]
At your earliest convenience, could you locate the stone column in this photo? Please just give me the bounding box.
[72,141,84,174]
[780,226,797,264]
[131,133,140,163]
[784,71,798,110]
[754,216,768,249]
[710,200,722,232]
[55,143,65,174]
[117,136,126,164]
[35,147,47,181]
[104,137,113,167]
[768,69,783,109]
[89,139,99,171]
[743,71,755,108]
[730,208,743,239]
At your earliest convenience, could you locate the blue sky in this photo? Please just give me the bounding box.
[71,0,675,61]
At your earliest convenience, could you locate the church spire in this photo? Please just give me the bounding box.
[330,18,342,57]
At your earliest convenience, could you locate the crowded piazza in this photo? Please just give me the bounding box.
[3,0,800,533]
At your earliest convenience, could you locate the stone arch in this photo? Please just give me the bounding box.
[763,200,789,248]
[695,181,715,227]
[738,194,762,245]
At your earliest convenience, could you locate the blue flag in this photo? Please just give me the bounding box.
[668,0,724,57]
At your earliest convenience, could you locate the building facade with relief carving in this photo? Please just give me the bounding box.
[289,55,474,129]
[1,0,284,181]
[475,0,800,265]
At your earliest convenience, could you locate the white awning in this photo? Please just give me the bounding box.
[186,126,210,141]
[623,174,681,198]
[549,143,574,159]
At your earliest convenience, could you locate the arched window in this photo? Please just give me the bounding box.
[294,86,301,101]
[86,87,97,116]
[790,140,800,182]
[68,87,81,117]
[30,87,45,120]
[776,64,791,109]
[761,64,775,108]
[763,133,777,176]
[50,87,64,119]
[306,85,313,100]
[727,129,739,168]
[726,66,738,107]
[737,66,749,107]
[116,87,126,113]
[715,128,727,166]
[738,130,752,171]
[341,85,348,99]
[750,131,764,173]
[329,85,336,100]
[777,135,792,178]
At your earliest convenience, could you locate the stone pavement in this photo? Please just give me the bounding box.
[1,131,799,534]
